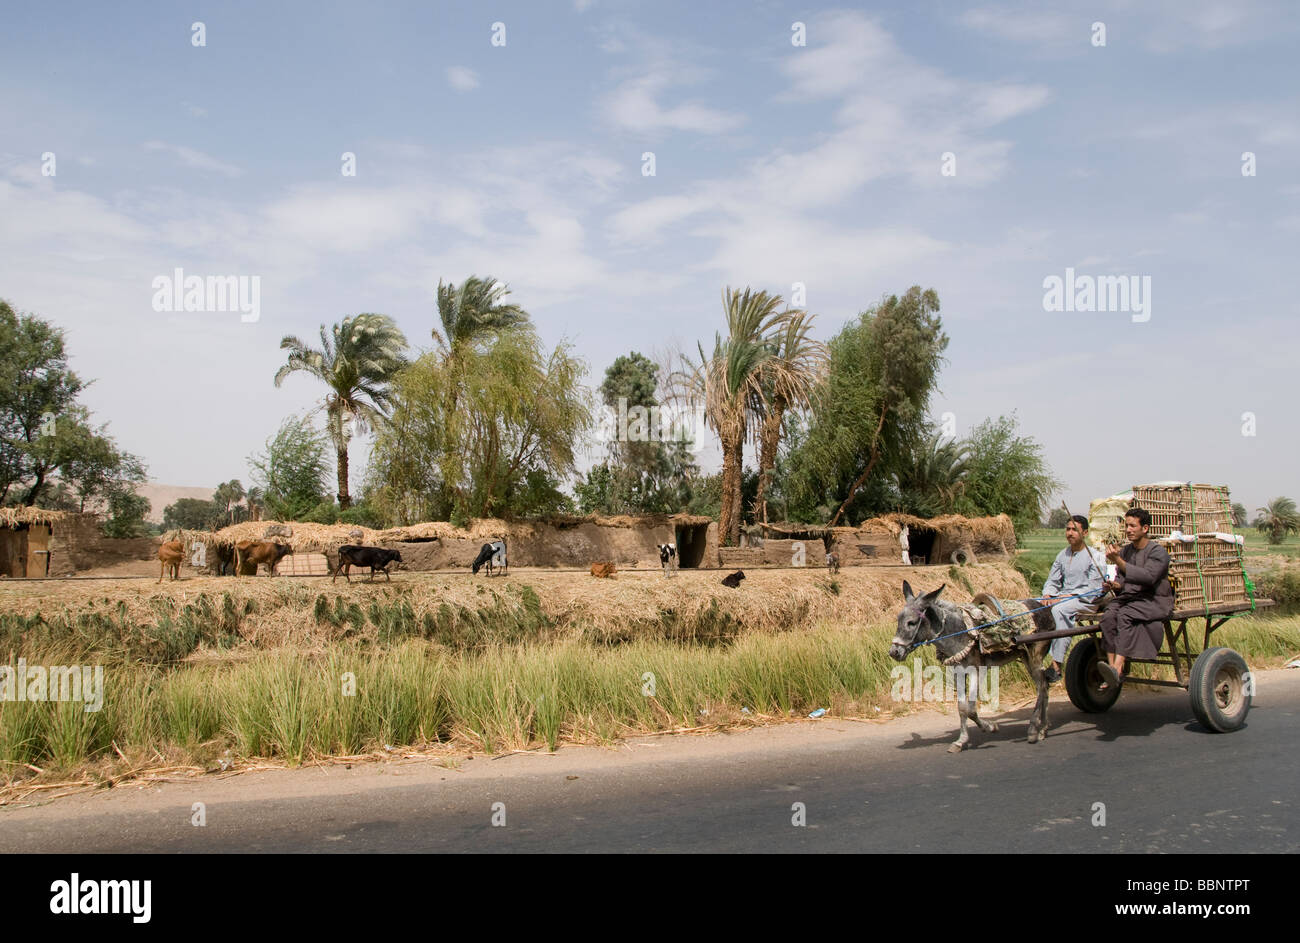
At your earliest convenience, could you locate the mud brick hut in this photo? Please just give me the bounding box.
[723,513,1017,569]
[0,507,65,578]
[200,513,719,574]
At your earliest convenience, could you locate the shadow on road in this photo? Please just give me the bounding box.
[894,689,1218,752]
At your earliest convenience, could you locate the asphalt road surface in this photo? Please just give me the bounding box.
[4,670,1297,853]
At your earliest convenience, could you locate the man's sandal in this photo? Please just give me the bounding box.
[1097,662,1122,690]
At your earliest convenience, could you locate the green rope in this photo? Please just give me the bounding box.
[1217,484,1255,613]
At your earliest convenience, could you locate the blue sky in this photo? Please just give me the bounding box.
[1,0,1297,516]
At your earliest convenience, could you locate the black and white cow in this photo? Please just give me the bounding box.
[658,542,677,577]
[472,539,508,577]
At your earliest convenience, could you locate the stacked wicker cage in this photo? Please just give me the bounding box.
[1130,483,1250,614]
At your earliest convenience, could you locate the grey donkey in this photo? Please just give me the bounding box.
[889,580,1055,753]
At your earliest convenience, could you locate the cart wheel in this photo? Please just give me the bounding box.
[1065,636,1121,713]
[1189,647,1251,733]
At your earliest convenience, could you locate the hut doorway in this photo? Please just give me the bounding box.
[906,527,936,565]
[0,525,27,577]
[675,524,709,568]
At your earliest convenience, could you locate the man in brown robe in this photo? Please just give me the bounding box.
[1098,507,1174,688]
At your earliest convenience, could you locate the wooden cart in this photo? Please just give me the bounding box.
[1015,599,1273,733]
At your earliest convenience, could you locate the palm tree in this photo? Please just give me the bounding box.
[751,310,828,526]
[1255,496,1300,545]
[433,275,529,363]
[897,430,969,515]
[275,314,408,510]
[676,287,789,546]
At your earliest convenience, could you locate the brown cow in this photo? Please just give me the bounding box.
[158,540,184,583]
[234,539,293,576]
[590,562,617,578]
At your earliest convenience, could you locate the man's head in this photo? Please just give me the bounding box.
[1065,514,1089,549]
[1125,507,1152,543]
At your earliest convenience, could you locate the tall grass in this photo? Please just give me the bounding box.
[4,614,1298,782]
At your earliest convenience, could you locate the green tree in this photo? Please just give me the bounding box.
[102,486,151,538]
[580,351,699,514]
[1231,502,1248,527]
[0,300,86,505]
[827,288,947,526]
[275,313,408,510]
[1255,497,1300,545]
[163,497,223,531]
[751,311,828,525]
[676,288,794,545]
[212,479,247,526]
[1046,507,1072,529]
[955,415,1060,534]
[248,416,331,521]
[782,288,947,526]
[369,330,591,524]
[896,428,969,518]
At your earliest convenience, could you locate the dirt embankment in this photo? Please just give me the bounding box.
[0,563,1030,653]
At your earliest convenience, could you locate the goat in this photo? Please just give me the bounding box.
[721,569,745,588]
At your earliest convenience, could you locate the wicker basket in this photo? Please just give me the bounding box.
[1131,483,1234,539]
[1163,535,1249,611]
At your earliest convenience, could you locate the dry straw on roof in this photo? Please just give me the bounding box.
[0,506,66,528]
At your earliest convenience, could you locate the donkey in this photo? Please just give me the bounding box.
[889,581,1054,753]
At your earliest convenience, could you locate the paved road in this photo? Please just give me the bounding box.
[4,671,1297,853]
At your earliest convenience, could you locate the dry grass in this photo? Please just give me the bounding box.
[0,506,66,528]
[0,563,1031,654]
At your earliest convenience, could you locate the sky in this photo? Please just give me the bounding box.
[1,0,1297,517]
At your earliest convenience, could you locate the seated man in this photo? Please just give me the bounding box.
[1098,507,1174,689]
[1039,515,1106,683]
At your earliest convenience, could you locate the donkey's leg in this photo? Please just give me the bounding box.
[1024,647,1050,743]
[961,662,997,733]
[949,695,970,753]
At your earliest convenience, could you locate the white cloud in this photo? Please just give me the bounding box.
[446,66,480,92]
[604,70,745,134]
[142,141,241,177]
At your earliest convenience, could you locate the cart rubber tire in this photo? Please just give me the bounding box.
[1189,647,1251,733]
[1065,636,1121,713]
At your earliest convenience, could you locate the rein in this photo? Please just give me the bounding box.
[904,587,1106,654]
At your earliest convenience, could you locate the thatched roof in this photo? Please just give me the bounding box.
[0,506,67,528]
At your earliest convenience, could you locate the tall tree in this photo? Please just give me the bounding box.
[579,351,697,514]
[248,416,331,520]
[828,287,948,527]
[955,415,1060,534]
[275,313,408,509]
[751,310,827,525]
[0,300,86,505]
[676,287,789,545]
[369,330,591,525]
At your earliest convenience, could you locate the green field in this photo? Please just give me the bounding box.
[1019,527,1300,608]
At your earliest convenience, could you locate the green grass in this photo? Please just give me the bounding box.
[5,612,1299,781]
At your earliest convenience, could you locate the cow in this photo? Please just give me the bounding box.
[721,569,746,588]
[158,540,184,583]
[658,543,677,577]
[333,545,402,583]
[826,551,840,575]
[590,562,617,578]
[471,539,507,577]
[234,539,292,576]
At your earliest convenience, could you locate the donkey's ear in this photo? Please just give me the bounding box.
[902,580,915,602]
[921,583,946,605]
